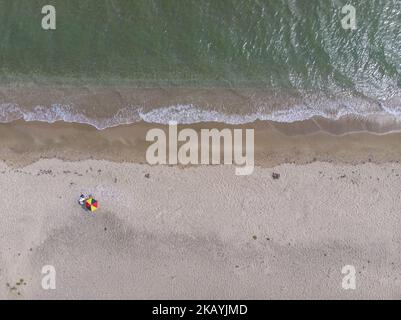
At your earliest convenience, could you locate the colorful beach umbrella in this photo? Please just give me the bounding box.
[85,197,98,212]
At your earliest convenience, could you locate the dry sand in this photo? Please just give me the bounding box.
[1,121,401,299]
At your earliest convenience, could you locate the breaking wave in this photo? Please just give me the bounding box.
[1,96,401,130]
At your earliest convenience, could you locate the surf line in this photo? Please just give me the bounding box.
[146,121,254,175]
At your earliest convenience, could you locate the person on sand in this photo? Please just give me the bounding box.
[78,194,87,206]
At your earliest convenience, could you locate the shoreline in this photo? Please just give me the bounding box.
[1,83,401,131]
[2,119,401,168]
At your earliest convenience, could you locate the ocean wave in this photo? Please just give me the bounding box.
[1,98,401,130]
[0,103,142,130]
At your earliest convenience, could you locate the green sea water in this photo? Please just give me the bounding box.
[0,0,399,88]
[0,0,400,127]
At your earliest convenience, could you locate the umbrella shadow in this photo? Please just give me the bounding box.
[78,201,93,214]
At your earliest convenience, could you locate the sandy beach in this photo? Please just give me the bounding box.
[1,121,401,299]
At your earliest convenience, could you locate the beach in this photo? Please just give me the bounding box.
[1,121,401,299]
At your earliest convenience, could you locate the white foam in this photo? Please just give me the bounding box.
[136,102,395,124]
[0,103,142,130]
[1,97,401,130]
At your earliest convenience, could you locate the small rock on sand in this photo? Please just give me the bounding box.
[272,173,280,180]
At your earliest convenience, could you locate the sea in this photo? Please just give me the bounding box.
[0,0,400,129]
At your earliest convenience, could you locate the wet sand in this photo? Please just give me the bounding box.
[2,120,401,167]
[1,120,401,299]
